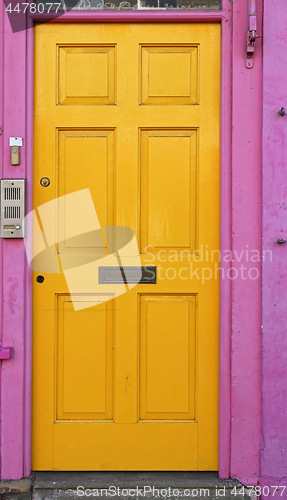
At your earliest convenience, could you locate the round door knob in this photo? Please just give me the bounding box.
[36,275,45,283]
[40,177,50,187]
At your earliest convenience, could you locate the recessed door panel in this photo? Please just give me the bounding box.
[56,295,113,421]
[139,294,196,420]
[140,129,197,252]
[58,45,116,104]
[141,45,198,104]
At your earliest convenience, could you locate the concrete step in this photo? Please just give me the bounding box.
[0,477,33,500]
[1,472,254,500]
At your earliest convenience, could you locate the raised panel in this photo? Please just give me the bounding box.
[57,129,115,254]
[141,45,198,104]
[139,295,196,420]
[58,45,116,104]
[140,129,197,253]
[56,295,113,420]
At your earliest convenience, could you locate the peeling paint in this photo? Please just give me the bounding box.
[7,277,19,315]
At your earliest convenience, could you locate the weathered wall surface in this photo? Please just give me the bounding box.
[230,0,262,486]
[261,1,287,497]
[0,0,31,480]
[0,0,264,483]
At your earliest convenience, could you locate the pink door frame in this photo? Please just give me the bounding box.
[0,0,262,483]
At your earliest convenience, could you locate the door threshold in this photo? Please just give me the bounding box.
[1,472,245,499]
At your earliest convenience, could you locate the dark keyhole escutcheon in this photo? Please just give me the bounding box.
[36,275,45,283]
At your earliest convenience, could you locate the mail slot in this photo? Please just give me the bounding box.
[99,266,157,284]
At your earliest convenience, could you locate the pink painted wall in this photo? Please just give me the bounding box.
[261,1,287,497]
[0,0,263,483]
[0,2,30,479]
[230,0,262,486]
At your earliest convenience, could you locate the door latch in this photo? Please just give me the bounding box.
[246,0,260,68]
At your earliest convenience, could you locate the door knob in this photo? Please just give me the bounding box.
[40,177,50,187]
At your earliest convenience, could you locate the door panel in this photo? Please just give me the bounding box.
[56,295,114,421]
[58,44,116,104]
[33,22,220,471]
[139,294,196,420]
[140,129,197,252]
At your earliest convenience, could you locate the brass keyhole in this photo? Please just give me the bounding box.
[40,177,50,187]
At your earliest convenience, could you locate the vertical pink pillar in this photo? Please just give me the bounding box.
[0,8,27,479]
[230,0,262,485]
[261,1,287,497]
[219,0,232,479]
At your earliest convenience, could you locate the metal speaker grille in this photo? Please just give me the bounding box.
[4,206,21,219]
[4,187,21,200]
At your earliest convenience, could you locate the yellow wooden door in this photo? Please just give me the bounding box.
[33,22,220,471]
